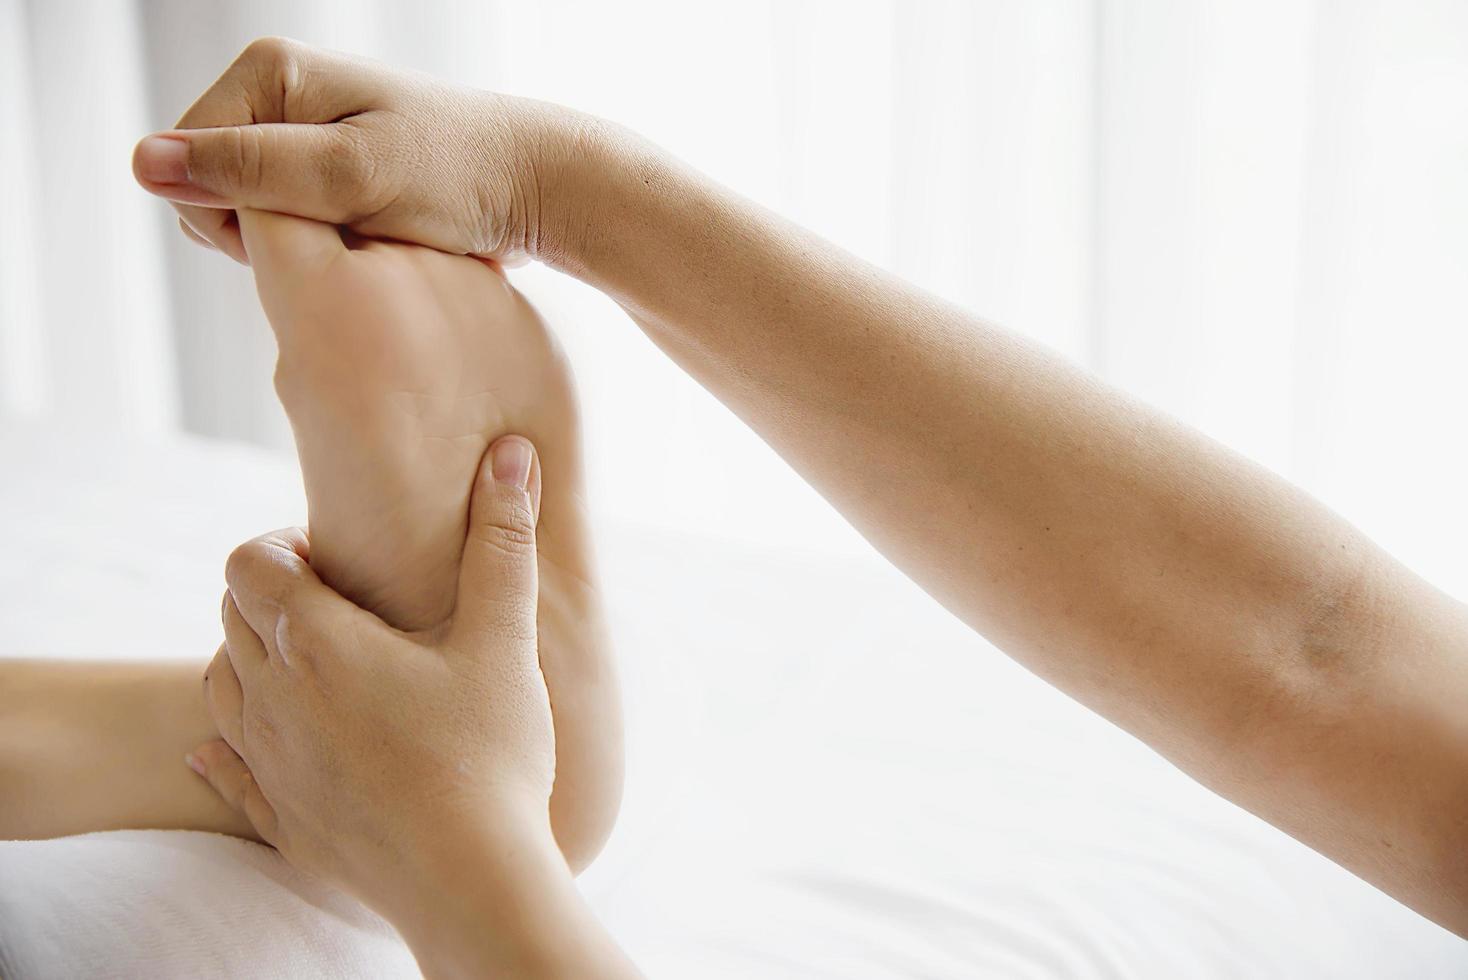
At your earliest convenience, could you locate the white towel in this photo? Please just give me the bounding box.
[0,830,419,979]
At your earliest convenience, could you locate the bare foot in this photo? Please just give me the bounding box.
[238,209,620,870]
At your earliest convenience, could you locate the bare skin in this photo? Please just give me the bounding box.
[0,660,247,839]
[578,145,1468,929]
[125,38,1468,941]
[0,210,621,873]
[238,207,621,871]
[2,34,1457,971]
[191,441,638,979]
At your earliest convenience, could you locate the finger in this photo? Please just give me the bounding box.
[135,36,375,263]
[186,739,281,847]
[222,590,269,681]
[178,217,217,251]
[132,135,249,263]
[203,643,246,752]
[135,122,377,220]
[224,527,348,665]
[236,207,346,281]
[451,436,543,647]
[176,38,374,131]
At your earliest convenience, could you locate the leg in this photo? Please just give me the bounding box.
[0,658,251,840]
[0,215,621,871]
[239,211,621,871]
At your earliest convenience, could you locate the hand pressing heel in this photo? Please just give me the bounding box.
[237,208,622,871]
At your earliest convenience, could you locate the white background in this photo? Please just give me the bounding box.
[2,0,1467,595]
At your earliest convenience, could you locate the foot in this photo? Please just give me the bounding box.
[238,209,620,870]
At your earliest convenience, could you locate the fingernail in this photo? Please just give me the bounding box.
[136,135,190,185]
[185,753,206,776]
[491,437,533,490]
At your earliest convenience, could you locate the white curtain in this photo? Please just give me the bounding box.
[3,0,1466,596]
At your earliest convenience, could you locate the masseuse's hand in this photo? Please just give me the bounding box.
[187,437,639,976]
[194,435,552,890]
[132,36,599,265]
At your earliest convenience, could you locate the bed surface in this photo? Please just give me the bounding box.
[1,422,1464,977]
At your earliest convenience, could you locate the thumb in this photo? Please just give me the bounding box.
[452,436,543,643]
[133,123,372,225]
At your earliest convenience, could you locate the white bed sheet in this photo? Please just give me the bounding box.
[1,422,1464,977]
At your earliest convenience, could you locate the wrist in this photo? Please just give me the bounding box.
[371,812,617,979]
[475,94,607,268]
[527,108,666,281]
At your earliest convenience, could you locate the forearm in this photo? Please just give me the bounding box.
[0,659,253,840]
[555,132,1367,743]
[384,820,639,980]
[548,130,1468,927]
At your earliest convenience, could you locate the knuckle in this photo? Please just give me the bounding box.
[225,540,280,593]
[236,37,306,123]
[499,513,539,551]
[318,129,390,219]
[224,540,265,589]
[321,133,367,191]
[273,526,312,560]
[225,536,309,625]
[228,125,267,193]
[500,491,539,541]
[272,612,310,659]
[241,35,298,70]
[474,515,537,560]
